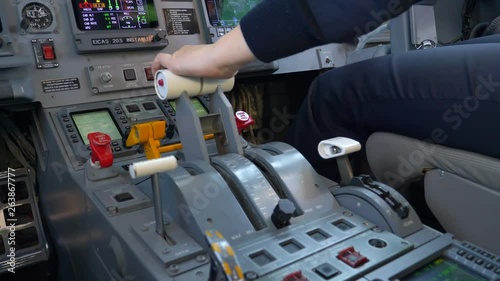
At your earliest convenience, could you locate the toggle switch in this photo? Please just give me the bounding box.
[144,67,155,81]
[88,132,113,169]
[337,246,369,268]
[42,44,55,60]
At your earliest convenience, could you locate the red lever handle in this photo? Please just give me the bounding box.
[87,132,113,168]
[235,111,255,134]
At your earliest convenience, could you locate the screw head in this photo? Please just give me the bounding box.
[107,206,118,214]
[343,211,353,217]
[245,271,258,280]
[168,264,179,273]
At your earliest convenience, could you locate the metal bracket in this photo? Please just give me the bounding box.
[316,48,334,68]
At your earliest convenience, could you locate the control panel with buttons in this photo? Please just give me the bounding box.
[86,61,155,94]
[253,229,413,281]
[51,95,215,169]
[55,103,138,168]
[157,95,211,124]
[446,241,500,280]
[119,97,166,123]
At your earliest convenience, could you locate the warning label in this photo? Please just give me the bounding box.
[42,78,80,93]
[164,8,200,35]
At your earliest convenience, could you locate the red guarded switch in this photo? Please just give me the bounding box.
[42,45,55,60]
[87,132,113,168]
[235,110,255,134]
[283,270,308,281]
[337,246,369,268]
[144,67,155,81]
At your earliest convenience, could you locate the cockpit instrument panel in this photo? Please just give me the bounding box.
[68,0,168,53]
[71,0,159,31]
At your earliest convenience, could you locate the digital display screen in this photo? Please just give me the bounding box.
[72,0,158,31]
[169,98,208,117]
[402,257,487,281]
[71,110,122,145]
[204,0,261,27]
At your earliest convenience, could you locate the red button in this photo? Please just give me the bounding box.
[145,67,154,81]
[283,271,308,281]
[42,45,55,60]
[337,246,369,268]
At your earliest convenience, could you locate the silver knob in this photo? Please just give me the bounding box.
[100,72,113,83]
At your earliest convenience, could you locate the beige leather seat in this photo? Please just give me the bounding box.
[366,132,500,255]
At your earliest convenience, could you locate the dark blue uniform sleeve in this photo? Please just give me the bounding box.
[240,0,417,62]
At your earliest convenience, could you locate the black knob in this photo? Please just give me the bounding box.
[0,38,3,49]
[152,31,167,42]
[166,124,175,139]
[271,199,296,229]
[122,128,132,148]
[20,18,30,30]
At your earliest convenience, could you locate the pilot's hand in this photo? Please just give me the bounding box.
[151,26,256,79]
[152,45,238,79]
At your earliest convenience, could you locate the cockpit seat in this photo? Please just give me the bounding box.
[366,132,500,255]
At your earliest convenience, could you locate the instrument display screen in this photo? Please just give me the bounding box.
[72,0,159,31]
[204,0,261,27]
[402,257,487,281]
[169,98,208,117]
[72,110,122,145]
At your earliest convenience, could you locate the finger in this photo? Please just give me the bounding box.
[151,53,172,73]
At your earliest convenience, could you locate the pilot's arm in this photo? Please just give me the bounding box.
[152,0,416,78]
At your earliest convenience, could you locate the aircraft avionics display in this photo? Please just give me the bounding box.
[402,257,488,281]
[71,110,122,145]
[69,0,167,52]
[72,0,158,31]
[204,0,261,27]
[169,98,208,117]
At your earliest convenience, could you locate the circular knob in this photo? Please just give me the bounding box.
[271,199,296,229]
[152,30,167,42]
[100,72,113,83]
[20,18,30,30]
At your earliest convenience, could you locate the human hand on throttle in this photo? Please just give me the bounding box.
[151,26,256,79]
